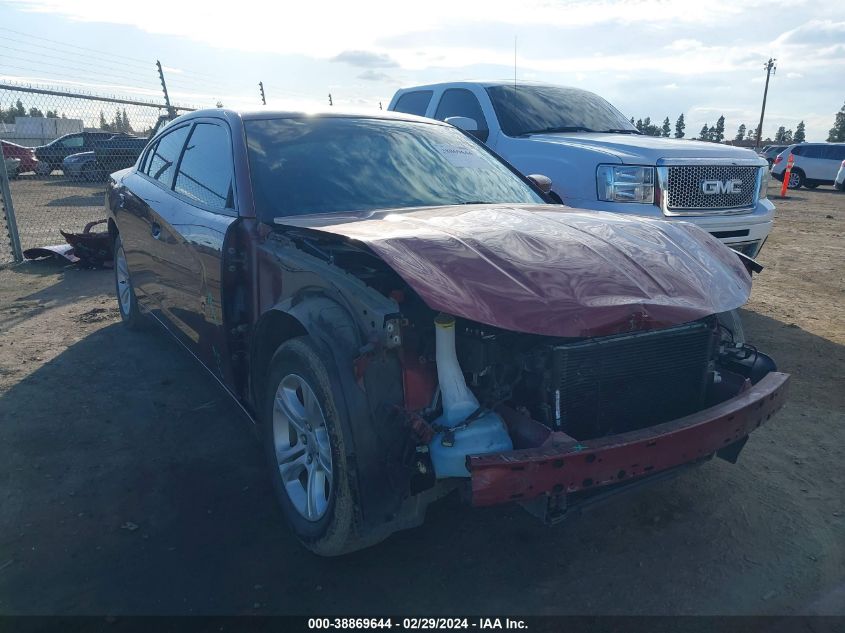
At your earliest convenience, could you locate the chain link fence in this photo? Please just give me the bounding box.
[0,83,193,263]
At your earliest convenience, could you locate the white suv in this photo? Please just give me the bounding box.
[771,142,845,189]
[389,81,774,257]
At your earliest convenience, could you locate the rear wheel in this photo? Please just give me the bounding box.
[114,234,144,329]
[262,336,369,556]
[787,170,804,189]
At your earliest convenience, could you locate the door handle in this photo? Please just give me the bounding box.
[151,222,162,239]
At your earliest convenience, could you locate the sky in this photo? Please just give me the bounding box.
[0,0,842,141]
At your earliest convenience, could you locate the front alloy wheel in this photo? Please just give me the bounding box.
[787,171,803,189]
[272,373,334,521]
[263,336,378,556]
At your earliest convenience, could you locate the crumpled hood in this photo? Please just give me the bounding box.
[526,132,763,164]
[276,204,751,338]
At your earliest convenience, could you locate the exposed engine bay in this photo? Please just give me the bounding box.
[277,227,778,486]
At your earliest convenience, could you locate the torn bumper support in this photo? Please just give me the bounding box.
[468,372,790,507]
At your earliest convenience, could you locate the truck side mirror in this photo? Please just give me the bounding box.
[527,174,553,194]
[444,116,489,143]
[445,116,478,132]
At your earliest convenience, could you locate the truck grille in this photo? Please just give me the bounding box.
[665,165,758,211]
[552,322,714,440]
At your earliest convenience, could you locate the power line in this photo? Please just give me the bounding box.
[0,26,227,83]
[0,44,160,87]
[0,26,155,68]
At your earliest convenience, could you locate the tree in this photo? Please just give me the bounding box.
[28,107,44,118]
[14,100,25,118]
[713,115,725,143]
[661,117,671,137]
[635,118,644,132]
[675,114,685,138]
[120,109,133,134]
[630,116,635,125]
[699,124,711,141]
[774,126,793,143]
[99,110,109,130]
[828,101,845,142]
[794,121,806,143]
[735,124,746,141]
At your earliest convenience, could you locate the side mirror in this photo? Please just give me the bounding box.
[444,116,489,143]
[444,116,478,132]
[527,174,553,194]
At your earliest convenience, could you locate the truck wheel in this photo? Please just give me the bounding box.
[787,170,804,189]
[113,234,145,329]
[262,336,365,556]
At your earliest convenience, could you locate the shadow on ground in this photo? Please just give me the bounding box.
[0,305,843,615]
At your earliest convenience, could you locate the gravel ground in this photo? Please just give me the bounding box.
[0,183,843,616]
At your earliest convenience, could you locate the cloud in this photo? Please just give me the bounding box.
[773,19,845,46]
[357,70,394,81]
[330,50,398,68]
[666,39,703,51]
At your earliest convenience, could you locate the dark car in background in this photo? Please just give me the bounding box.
[1,139,40,174]
[107,109,789,556]
[758,144,788,167]
[34,130,118,174]
[63,135,148,181]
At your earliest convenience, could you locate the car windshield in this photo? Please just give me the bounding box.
[485,84,639,137]
[244,116,543,220]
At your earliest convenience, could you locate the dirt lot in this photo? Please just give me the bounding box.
[6,174,107,254]
[0,183,843,616]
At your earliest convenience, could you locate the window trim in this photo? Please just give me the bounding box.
[171,119,238,216]
[137,122,192,191]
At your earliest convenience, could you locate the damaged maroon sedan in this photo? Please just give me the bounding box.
[107,109,789,555]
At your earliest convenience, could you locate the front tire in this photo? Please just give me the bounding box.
[787,170,804,189]
[114,234,144,329]
[262,336,366,556]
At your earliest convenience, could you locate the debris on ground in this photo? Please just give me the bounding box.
[22,219,113,268]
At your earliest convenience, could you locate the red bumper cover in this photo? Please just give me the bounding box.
[469,372,790,506]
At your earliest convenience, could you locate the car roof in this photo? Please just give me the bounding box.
[394,80,581,92]
[169,108,447,126]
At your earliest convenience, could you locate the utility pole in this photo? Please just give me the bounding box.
[755,58,776,149]
[156,60,176,119]
[259,81,266,106]
[328,93,333,107]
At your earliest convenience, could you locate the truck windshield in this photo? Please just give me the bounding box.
[486,85,639,137]
[244,117,544,219]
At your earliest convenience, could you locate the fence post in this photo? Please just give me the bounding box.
[0,156,24,263]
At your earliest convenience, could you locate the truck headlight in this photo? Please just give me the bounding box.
[758,167,770,200]
[597,165,655,203]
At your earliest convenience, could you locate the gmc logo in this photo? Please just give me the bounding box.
[701,179,742,195]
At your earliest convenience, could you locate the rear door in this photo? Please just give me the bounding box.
[118,123,192,311]
[154,120,238,377]
[798,144,826,180]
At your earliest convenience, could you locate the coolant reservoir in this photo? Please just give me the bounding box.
[428,314,513,478]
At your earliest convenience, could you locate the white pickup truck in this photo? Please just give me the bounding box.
[388,81,774,257]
